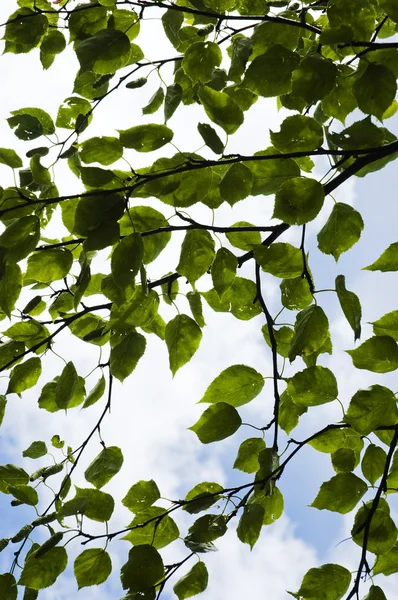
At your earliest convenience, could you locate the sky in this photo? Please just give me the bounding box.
[0,1,398,598]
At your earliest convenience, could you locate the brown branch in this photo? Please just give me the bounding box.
[0,302,112,373]
[3,144,398,219]
[254,262,281,451]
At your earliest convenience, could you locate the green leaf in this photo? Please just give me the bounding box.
[254,243,302,279]
[111,233,144,289]
[220,163,253,205]
[0,148,23,169]
[287,366,338,407]
[123,506,179,548]
[244,45,300,97]
[273,177,324,225]
[0,573,17,600]
[0,264,22,318]
[7,357,41,395]
[190,402,241,444]
[237,504,264,549]
[346,336,398,373]
[228,35,252,82]
[119,124,173,152]
[233,437,266,473]
[329,117,385,150]
[183,41,222,83]
[83,375,106,409]
[353,63,397,119]
[292,55,337,103]
[352,499,397,555]
[177,229,215,283]
[55,361,78,410]
[309,428,346,454]
[0,215,40,263]
[197,122,224,154]
[187,291,205,328]
[225,222,261,250]
[0,464,29,494]
[164,84,182,122]
[372,310,398,340]
[30,154,51,185]
[317,203,364,260]
[361,444,387,485]
[344,385,398,435]
[142,87,164,116]
[322,65,357,124]
[79,136,123,166]
[56,96,92,130]
[84,446,123,489]
[364,241,398,271]
[363,586,387,600]
[4,7,48,48]
[335,275,362,341]
[110,8,140,41]
[250,149,300,196]
[76,29,131,74]
[71,487,115,522]
[197,86,244,134]
[184,482,223,514]
[186,514,227,544]
[331,448,356,474]
[110,332,146,382]
[74,549,112,590]
[165,314,202,375]
[373,546,398,575]
[199,364,264,407]
[110,287,159,329]
[19,547,68,590]
[289,305,329,362]
[249,486,284,525]
[120,206,171,264]
[8,107,54,139]
[211,247,237,296]
[121,545,164,592]
[122,479,160,513]
[255,448,279,495]
[280,276,313,311]
[26,248,73,283]
[40,28,66,54]
[23,441,47,459]
[278,390,307,434]
[173,562,208,600]
[271,116,323,153]
[0,396,7,428]
[291,564,351,600]
[8,484,38,506]
[227,276,262,320]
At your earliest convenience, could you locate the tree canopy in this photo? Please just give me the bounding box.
[0,0,398,598]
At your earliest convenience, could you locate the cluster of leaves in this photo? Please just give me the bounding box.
[0,0,398,598]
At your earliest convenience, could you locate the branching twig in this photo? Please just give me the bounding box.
[254,262,281,451]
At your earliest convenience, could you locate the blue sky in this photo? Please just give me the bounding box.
[1,1,398,598]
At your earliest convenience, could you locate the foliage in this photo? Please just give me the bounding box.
[0,0,398,599]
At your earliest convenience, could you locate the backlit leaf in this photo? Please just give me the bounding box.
[165,315,202,376]
[292,564,351,600]
[84,446,123,489]
[173,562,208,600]
[318,203,364,260]
[74,549,112,590]
[199,364,264,407]
[335,275,362,341]
[344,385,398,435]
[346,336,398,373]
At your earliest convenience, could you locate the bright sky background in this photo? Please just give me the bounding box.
[0,1,398,598]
